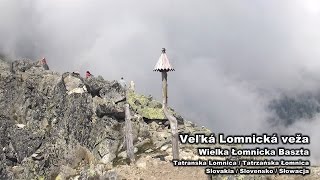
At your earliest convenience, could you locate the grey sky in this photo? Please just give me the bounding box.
[1,0,320,164]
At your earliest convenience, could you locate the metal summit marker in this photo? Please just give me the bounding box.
[153,48,179,159]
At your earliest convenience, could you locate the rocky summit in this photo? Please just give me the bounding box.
[0,58,213,180]
[0,58,319,180]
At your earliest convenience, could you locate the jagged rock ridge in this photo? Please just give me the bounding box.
[1,59,319,180]
[0,59,212,179]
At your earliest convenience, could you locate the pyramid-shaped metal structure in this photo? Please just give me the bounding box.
[153,48,175,72]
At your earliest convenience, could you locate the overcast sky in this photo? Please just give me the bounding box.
[1,0,320,164]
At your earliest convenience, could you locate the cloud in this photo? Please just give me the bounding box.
[1,0,320,164]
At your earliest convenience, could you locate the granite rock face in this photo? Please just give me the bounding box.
[0,58,212,179]
[0,59,125,179]
[1,59,319,180]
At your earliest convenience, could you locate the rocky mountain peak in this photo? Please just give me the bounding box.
[0,58,211,179]
[1,58,318,180]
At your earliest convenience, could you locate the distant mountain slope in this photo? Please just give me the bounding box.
[269,93,320,126]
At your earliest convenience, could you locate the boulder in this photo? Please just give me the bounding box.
[127,91,166,120]
[127,91,183,122]
[99,80,125,103]
[63,73,87,95]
